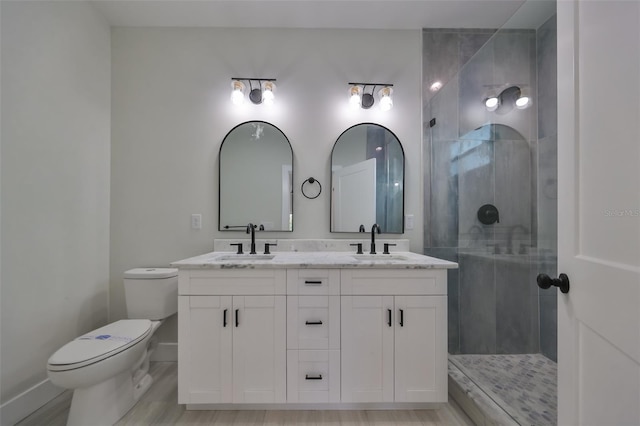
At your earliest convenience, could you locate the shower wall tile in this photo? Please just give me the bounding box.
[423,30,461,106]
[459,41,494,137]
[537,14,558,140]
[425,247,461,354]
[539,294,557,361]
[537,252,558,361]
[429,77,460,143]
[459,31,496,67]
[495,139,533,251]
[423,127,433,247]
[457,141,496,249]
[495,257,538,353]
[493,31,533,86]
[460,253,496,354]
[429,139,459,247]
[529,139,539,246]
[492,31,537,142]
[537,135,558,251]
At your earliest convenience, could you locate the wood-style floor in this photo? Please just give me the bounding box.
[17,362,475,425]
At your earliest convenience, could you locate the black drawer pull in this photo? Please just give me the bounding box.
[235,309,239,327]
[304,280,323,285]
[305,320,323,325]
[305,374,323,380]
[399,309,404,327]
[387,309,392,327]
[223,309,228,327]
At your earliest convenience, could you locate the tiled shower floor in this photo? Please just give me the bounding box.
[449,354,557,425]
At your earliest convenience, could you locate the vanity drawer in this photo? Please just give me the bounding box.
[287,350,340,403]
[287,269,340,295]
[179,269,286,295]
[287,296,340,350]
[340,269,447,295]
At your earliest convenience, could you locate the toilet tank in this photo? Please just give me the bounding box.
[124,268,178,320]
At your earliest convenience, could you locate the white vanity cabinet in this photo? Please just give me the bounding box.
[175,254,452,408]
[178,269,286,404]
[340,269,448,403]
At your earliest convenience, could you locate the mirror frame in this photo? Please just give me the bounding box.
[330,122,405,234]
[218,120,294,232]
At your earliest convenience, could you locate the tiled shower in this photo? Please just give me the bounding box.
[422,7,558,425]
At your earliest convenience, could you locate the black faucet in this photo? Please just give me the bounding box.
[370,224,381,254]
[246,223,257,254]
[359,224,366,232]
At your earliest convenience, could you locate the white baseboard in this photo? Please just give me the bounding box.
[0,378,65,426]
[150,342,177,362]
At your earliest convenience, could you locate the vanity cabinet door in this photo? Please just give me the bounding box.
[341,295,394,403]
[394,295,447,403]
[232,295,286,403]
[340,294,447,404]
[178,295,233,404]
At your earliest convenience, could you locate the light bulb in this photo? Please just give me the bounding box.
[485,96,499,111]
[262,81,276,106]
[378,87,393,111]
[230,80,245,105]
[515,87,531,109]
[515,96,530,108]
[349,85,362,109]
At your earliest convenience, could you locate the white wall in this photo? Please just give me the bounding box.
[110,28,423,341]
[0,0,111,411]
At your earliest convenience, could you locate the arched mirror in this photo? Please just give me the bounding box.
[331,123,404,233]
[219,121,293,231]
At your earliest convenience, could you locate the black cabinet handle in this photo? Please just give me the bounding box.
[537,273,570,294]
[305,320,323,325]
[304,280,322,285]
[235,309,239,327]
[387,309,392,327]
[399,309,404,327]
[305,374,323,380]
[223,309,228,327]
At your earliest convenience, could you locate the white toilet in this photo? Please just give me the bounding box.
[47,268,178,426]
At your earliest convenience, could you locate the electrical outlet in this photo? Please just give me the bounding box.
[191,214,202,230]
[405,214,414,230]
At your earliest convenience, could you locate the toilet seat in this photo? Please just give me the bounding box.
[48,319,152,372]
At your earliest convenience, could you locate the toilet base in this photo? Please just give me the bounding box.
[67,370,137,426]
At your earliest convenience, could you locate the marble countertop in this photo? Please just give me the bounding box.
[171,251,458,270]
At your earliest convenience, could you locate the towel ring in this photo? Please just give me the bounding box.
[301,177,322,199]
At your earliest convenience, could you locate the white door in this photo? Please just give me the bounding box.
[232,295,286,403]
[332,158,376,231]
[557,1,640,424]
[341,295,394,402]
[178,296,232,404]
[394,295,447,403]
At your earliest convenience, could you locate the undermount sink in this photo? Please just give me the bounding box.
[352,254,409,261]
[216,254,275,261]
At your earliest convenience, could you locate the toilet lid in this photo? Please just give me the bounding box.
[47,320,152,371]
[124,268,178,279]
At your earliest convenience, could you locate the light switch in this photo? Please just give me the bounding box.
[191,214,202,230]
[405,214,414,230]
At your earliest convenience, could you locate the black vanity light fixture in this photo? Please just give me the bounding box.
[348,83,394,111]
[231,78,277,106]
[483,84,531,112]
